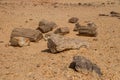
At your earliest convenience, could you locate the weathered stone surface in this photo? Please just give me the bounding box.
[11,28,43,42]
[54,27,70,35]
[70,56,102,76]
[74,22,97,37]
[47,34,89,53]
[10,37,30,47]
[69,17,79,23]
[37,19,57,33]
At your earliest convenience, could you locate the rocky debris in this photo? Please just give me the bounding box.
[74,22,97,37]
[99,11,120,19]
[68,17,79,23]
[10,37,30,47]
[10,28,43,42]
[70,56,102,76]
[37,19,57,33]
[47,34,89,53]
[110,11,120,17]
[54,27,70,35]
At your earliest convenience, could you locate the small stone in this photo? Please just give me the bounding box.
[69,17,79,23]
[37,19,57,33]
[25,20,28,23]
[78,3,82,5]
[36,64,40,67]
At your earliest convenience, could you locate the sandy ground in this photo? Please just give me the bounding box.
[0,0,120,80]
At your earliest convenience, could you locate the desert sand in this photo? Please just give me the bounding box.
[0,0,120,80]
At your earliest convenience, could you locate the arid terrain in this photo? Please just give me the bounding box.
[0,0,120,80]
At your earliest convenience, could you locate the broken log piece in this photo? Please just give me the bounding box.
[10,37,30,47]
[37,19,57,33]
[70,56,102,76]
[11,28,43,42]
[79,26,97,37]
[73,22,97,37]
[54,27,70,35]
[47,34,89,53]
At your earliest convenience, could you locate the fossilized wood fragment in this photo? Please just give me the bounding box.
[74,22,97,37]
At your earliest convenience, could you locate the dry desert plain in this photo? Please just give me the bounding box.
[0,0,120,80]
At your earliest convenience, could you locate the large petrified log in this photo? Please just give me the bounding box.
[10,28,43,42]
[47,34,89,53]
[70,56,102,76]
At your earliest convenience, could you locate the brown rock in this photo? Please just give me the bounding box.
[37,19,57,33]
[54,27,70,35]
[11,28,43,42]
[47,34,89,53]
[69,17,79,23]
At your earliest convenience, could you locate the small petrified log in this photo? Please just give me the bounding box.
[78,26,97,37]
